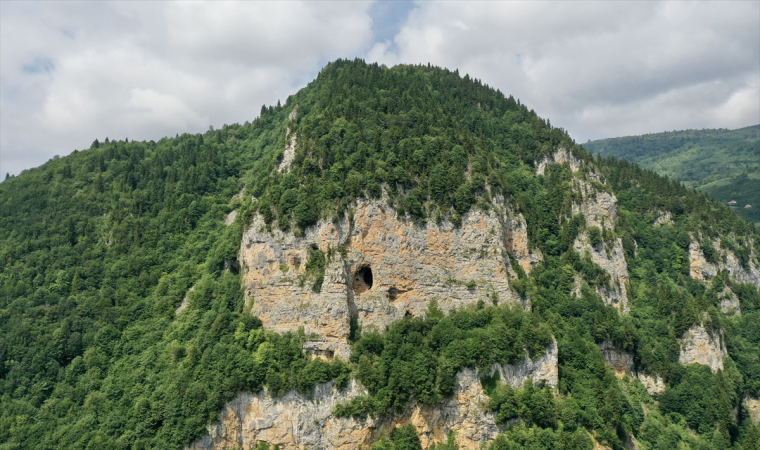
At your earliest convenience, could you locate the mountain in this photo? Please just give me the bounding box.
[583,126,760,222]
[2,59,760,450]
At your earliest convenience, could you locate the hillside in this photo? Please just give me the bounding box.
[583,126,760,222]
[2,59,760,450]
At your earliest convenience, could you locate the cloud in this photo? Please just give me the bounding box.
[1,1,758,177]
[1,1,375,176]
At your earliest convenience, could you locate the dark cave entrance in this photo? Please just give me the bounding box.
[353,266,373,294]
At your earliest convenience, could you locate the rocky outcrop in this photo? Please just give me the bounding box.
[186,379,371,450]
[536,148,582,176]
[278,108,298,173]
[744,396,760,424]
[240,197,528,358]
[599,340,635,377]
[187,342,558,450]
[689,240,760,288]
[652,210,673,227]
[636,374,665,395]
[678,323,727,372]
[718,287,741,316]
[571,179,630,313]
[598,340,665,395]
[487,339,559,388]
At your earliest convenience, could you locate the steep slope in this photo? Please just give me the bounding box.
[2,59,760,450]
[583,126,760,222]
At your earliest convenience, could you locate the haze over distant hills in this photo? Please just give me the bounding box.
[584,125,760,222]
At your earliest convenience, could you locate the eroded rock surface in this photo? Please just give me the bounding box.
[240,197,529,358]
[689,240,760,288]
[187,342,558,450]
[744,396,760,425]
[678,323,727,372]
[571,179,630,313]
[719,287,741,316]
[536,148,583,176]
[598,340,664,395]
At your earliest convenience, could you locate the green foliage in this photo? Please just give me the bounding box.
[335,305,552,418]
[487,380,556,428]
[2,58,760,450]
[371,424,423,450]
[585,125,760,222]
[487,423,593,450]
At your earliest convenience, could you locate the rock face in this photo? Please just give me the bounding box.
[536,148,583,176]
[599,340,635,377]
[240,196,530,358]
[689,240,760,288]
[744,396,760,425]
[598,340,665,395]
[570,179,630,313]
[678,323,727,372]
[719,287,741,316]
[278,108,298,173]
[186,342,558,450]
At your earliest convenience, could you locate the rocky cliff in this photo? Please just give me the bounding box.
[689,239,760,288]
[240,196,532,359]
[538,150,630,312]
[678,323,727,372]
[187,341,558,450]
[598,340,665,395]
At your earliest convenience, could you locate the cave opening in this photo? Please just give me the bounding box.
[353,266,373,294]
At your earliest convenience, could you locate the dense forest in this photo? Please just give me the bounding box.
[1,59,760,449]
[583,126,760,222]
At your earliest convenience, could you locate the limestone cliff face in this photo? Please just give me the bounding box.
[678,323,727,372]
[536,149,630,312]
[240,196,530,358]
[598,340,665,395]
[744,396,760,425]
[570,179,630,313]
[718,287,741,316]
[536,148,583,176]
[186,341,558,450]
[689,240,760,288]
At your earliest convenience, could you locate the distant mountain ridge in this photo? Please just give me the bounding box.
[583,125,760,222]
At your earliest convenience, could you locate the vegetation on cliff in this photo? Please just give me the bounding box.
[1,59,760,449]
[584,125,760,222]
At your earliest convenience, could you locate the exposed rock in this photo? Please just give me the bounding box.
[224,210,238,226]
[186,379,372,450]
[187,342,558,450]
[689,240,760,288]
[636,374,665,395]
[175,286,193,316]
[718,287,741,316]
[744,396,760,424]
[536,148,582,176]
[240,196,527,358]
[678,323,727,372]
[598,339,665,395]
[653,210,673,227]
[277,107,299,173]
[570,179,630,313]
[599,339,634,377]
[487,338,559,388]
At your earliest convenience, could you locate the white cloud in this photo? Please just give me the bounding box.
[1,1,758,177]
[1,1,375,176]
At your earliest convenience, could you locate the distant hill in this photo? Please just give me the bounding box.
[584,125,760,222]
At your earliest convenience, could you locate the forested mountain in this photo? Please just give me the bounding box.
[1,59,760,450]
[583,126,760,222]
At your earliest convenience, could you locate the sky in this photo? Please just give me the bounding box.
[1,1,758,177]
